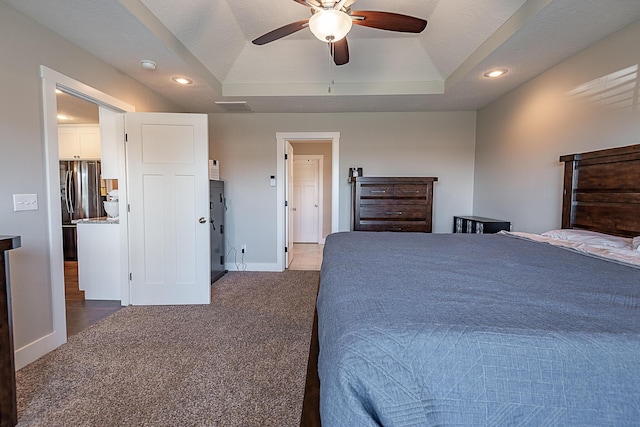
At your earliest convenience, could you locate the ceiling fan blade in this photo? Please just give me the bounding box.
[330,38,349,66]
[351,11,427,33]
[252,19,310,45]
[292,0,322,10]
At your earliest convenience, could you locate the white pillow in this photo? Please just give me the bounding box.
[541,229,632,248]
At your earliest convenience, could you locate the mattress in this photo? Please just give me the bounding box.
[317,232,640,426]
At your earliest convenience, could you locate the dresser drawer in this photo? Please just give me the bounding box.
[357,221,427,232]
[360,184,427,199]
[393,184,426,198]
[359,205,427,220]
[360,184,394,198]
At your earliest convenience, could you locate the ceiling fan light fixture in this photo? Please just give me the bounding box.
[309,9,352,43]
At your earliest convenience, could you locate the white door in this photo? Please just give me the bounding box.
[285,142,295,267]
[126,112,210,305]
[293,158,319,243]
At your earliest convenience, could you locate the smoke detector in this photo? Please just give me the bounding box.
[140,60,157,71]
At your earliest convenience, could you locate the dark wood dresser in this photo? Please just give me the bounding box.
[0,235,20,427]
[352,177,437,232]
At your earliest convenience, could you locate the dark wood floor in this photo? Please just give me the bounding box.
[64,261,122,337]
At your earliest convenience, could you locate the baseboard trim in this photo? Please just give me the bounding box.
[14,330,66,370]
[224,262,282,272]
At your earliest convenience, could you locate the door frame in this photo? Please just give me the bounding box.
[285,142,294,268]
[32,66,134,370]
[293,155,324,244]
[276,132,339,271]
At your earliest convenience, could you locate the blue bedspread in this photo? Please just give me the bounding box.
[317,232,640,426]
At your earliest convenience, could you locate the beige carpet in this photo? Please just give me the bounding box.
[16,271,319,427]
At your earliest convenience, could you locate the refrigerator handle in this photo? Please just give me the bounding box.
[64,170,71,214]
[66,170,75,214]
[95,163,101,212]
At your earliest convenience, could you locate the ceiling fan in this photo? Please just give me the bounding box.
[251,0,427,66]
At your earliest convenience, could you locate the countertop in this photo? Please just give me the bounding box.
[0,236,21,251]
[72,217,119,224]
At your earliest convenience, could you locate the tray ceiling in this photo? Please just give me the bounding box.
[5,0,640,113]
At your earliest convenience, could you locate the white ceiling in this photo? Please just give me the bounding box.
[5,0,640,114]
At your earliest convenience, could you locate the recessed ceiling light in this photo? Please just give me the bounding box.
[483,69,509,78]
[57,114,72,120]
[172,76,193,85]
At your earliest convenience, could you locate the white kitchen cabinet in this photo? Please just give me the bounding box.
[98,108,120,179]
[76,221,120,300]
[58,125,101,160]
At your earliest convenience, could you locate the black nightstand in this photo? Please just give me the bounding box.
[453,216,511,234]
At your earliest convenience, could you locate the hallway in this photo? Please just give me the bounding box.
[288,243,323,271]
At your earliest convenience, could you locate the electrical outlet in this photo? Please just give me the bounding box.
[241,244,246,253]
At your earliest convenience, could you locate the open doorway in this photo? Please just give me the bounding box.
[292,154,324,244]
[22,66,135,370]
[288,144,330,271]
[56,91,121,337]
[276,132,340,272]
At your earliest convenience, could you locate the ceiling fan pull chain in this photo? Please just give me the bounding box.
[328,43,334,93]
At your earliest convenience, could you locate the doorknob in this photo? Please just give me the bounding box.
[199,217,207,224]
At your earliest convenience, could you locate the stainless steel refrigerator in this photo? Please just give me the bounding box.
[60,160,105,260]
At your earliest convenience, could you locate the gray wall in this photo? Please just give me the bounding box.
[475,20,640,233]
[209,111,477,268]
[0,3,181,353]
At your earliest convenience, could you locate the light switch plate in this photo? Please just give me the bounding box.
[13,194,38,211]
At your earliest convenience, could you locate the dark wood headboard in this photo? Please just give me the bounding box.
[560,144,640,237]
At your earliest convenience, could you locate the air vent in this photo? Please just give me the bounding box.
[214,101,252,112]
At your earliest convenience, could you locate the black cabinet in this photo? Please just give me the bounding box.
[453,216,511,234]
[209,180,226,283]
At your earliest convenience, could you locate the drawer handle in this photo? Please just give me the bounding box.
[386,211,403,215]
[402,190,420,193]
[370,190,386,193]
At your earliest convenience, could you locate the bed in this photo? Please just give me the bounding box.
[300,144,640,426]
